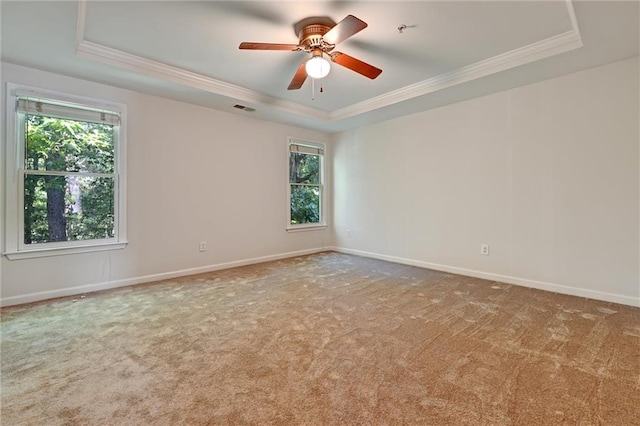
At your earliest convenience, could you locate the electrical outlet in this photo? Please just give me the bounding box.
[346,229,352,237]
[480,244,490,256]
[199,241,207,252]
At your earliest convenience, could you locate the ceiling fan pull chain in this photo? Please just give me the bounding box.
[311,77,315,100]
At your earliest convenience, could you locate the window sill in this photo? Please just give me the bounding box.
[4,241,128,260]
[286,224,328,233]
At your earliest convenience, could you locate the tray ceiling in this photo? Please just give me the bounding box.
[2,1,638,132]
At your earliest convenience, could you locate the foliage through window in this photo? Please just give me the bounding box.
[4,86,126,258]
[289,141,324,227]
[24,115,115,244]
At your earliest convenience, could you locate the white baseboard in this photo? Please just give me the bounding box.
[4,246,638,308]
[328,246,640,308]
[0,247,326,307]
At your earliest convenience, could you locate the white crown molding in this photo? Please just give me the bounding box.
[75,0,86,51]
[75,0,583,126]
[564,0,582,41]
[331,29,583,121]
[329,0,581,120]
[74,0,328,122]
[76,40,330,122]
[333,0,582,120]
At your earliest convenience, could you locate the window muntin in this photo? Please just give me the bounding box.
[288,140,325,228]
[4,85,127,258]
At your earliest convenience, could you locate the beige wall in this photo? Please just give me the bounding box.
[1,62,330,305]
[3,57,639,307]
[331,57,640,306]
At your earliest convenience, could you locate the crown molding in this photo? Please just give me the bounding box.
[74,1,328,122]
[75,0,86,51]
[75,0,583,126]
[330,28,583,121]
[333,0,582,121]
[75,40,330,122]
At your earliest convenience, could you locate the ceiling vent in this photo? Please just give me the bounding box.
[233,104,255,112]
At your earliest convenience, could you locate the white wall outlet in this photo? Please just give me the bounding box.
[346,229,352,237]
[480,244,490,256]
[199,241,207,252]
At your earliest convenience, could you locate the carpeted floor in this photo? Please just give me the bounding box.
[1,252,639,425]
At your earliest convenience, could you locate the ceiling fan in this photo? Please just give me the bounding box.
[239,15,382,90]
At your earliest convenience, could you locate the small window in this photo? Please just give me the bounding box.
[288,139,326,230]
[4,84,127,259]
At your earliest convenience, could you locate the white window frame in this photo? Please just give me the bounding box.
[287,137,327,232]
[3,83,128,259]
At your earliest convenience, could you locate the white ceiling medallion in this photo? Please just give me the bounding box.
[74,0,582,125]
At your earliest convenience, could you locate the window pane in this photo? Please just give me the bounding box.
[290,185,320,224]
[24,174,115,244]
[289,152,320,184]
[25,115,114,173]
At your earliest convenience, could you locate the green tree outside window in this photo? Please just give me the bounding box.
[289,145,323,225]
[24,115,115,244]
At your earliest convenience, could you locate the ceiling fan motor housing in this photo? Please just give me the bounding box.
[299,24,334,52]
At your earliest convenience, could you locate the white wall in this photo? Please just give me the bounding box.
[332,56,640,306]
[4,57,639,307]
[1,62,330,305]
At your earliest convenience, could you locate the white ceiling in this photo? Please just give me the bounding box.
[2,1,638,133]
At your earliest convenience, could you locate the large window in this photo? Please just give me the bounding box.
[4,84,127,259]
[288,139,325,229]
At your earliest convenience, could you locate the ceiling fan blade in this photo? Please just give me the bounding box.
[239,42,300,51]
[323,15,368,45]
[330,52,382,79]
[288,60,308,90]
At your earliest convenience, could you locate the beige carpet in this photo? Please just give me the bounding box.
[1,252,639,425]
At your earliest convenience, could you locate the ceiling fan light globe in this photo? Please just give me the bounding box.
[305,56,330,79]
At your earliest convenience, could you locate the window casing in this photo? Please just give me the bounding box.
[4,83,127,259]
[287,138,326,230]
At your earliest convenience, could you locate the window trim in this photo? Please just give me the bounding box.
[286,137,327,232]
[3,83,128,259]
